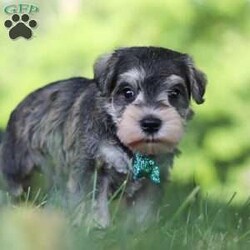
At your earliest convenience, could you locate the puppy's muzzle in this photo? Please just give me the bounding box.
[140,116,162,134]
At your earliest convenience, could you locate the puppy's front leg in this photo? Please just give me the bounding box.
[99,143,132,174]
[127,180,163,228]
[92,175,110,228]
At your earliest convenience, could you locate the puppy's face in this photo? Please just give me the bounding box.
[94,47,207,155]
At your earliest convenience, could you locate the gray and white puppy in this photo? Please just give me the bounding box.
[0,46,207,227]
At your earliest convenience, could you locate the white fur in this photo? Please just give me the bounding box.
[118,67,146,86]
[117,105,184,155]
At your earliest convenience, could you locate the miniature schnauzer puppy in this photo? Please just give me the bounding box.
[0,46,207,227]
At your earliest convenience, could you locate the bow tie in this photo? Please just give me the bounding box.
[132,153,160,184]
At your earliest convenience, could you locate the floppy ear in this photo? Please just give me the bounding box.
[185,56,207,104]
[93,53,118,95]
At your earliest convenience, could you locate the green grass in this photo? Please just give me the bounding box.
[0,182,249,250]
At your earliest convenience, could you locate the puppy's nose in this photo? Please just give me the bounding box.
[140,116,162,134]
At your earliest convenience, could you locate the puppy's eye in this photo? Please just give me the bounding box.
[168,89,181,99]
[123,87,135,100]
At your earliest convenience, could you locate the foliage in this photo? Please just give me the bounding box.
[0,183,249,250]
[1,0,249,201]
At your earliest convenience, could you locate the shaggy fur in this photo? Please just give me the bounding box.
[0,46,207,227]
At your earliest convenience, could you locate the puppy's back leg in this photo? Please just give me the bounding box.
[0,133,36,197]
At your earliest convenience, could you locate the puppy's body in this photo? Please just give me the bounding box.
[0,47,207,227]
[1,78,102,189]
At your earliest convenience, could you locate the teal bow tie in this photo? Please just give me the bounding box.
[132,153,160,184]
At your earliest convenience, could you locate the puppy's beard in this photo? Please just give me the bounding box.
[116,105,184,155]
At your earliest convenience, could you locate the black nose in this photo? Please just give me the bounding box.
[140,116,162,134]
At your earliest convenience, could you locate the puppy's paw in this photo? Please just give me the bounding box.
[90,211,110,229]
[111,153,132,174]
[100,144,132,174]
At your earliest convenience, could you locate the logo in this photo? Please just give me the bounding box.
[4,4,39,40]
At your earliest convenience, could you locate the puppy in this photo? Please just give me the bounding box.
[0,47,207,227]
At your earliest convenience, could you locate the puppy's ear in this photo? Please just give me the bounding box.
[94,53,118,95]
[185,56,207,104]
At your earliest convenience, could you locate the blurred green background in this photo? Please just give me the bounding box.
[0,0,249,202]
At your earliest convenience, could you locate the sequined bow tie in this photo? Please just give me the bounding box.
[132,153,160,184]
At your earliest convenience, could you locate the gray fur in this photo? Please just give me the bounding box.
[185,56,207,104]
[0,46,207,227]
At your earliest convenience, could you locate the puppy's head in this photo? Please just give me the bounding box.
[94,47,207,155]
